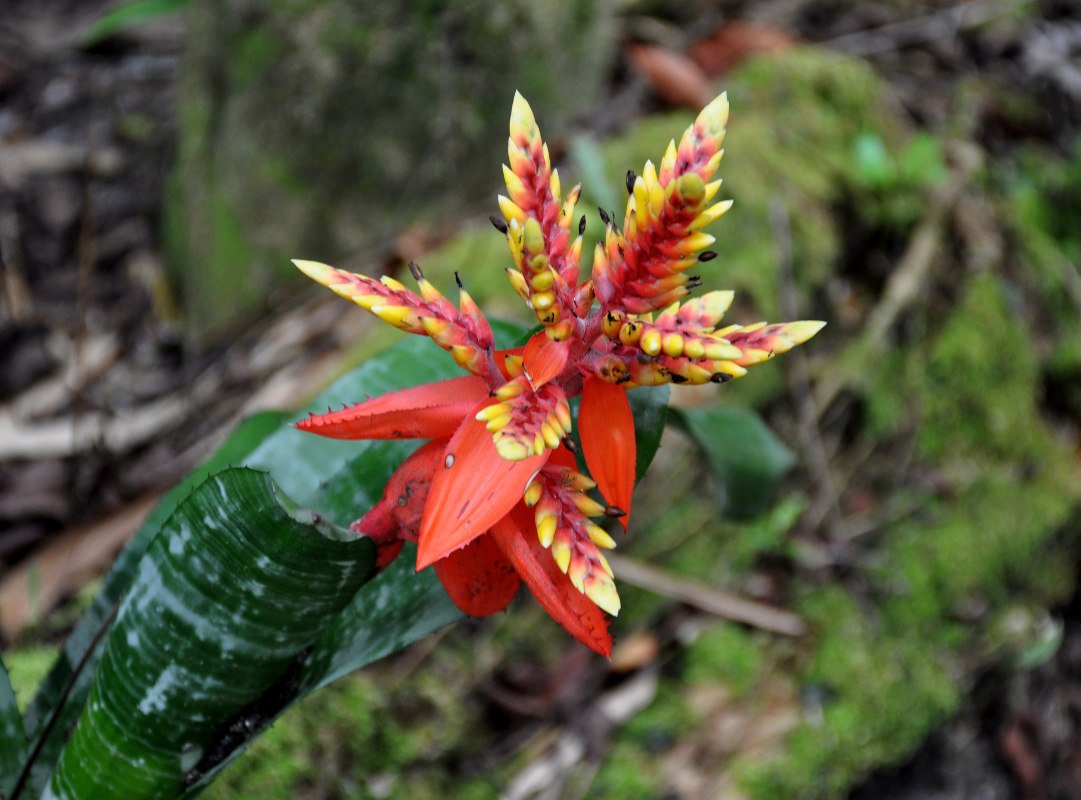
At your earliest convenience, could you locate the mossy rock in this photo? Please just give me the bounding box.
[165,0,616,341]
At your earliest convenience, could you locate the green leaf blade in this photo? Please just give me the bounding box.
[672,406,796,519]
[45,468,375,799]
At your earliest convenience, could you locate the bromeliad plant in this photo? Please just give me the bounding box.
[292,91,823,657]
[2,91,822,800]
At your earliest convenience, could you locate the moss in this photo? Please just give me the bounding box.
[228,29,284,90]
[621,683,700,750]
[732,267,1081,798]
[684,624,764,697]
[735,587,961,799]
[4,645,59,712]
[918,274,1042,462]
[590,740,665,799]
[206,663,488,800]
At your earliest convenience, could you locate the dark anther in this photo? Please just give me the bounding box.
[454,272,464,289]
[408,261,423,281]
[604,505,628,518]
[489,214,508,234]
[579,215,587,235]
[563,437,578,453]
[626,170,636,194]
[698,250,717,262]
[598,207,611,226]
[710,372,731,384]
[609,210,618,227]
[670,374,688,384]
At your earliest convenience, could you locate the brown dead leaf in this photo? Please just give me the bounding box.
[690,23,797,78]
[0,491,159,641]
[625,43,715,110]
[609,630,660,673]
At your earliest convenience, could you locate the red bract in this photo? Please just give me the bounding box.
[294,92,824,656]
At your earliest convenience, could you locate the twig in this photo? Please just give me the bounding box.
[606,553,808,637]
[822,0,1034,56]
[0,206,32,322]
[499,667,659,800]
[771,201,850,541]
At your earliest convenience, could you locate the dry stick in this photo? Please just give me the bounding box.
[771,201,850,541]
[822,0,1033,56]
[813,141,983,416]
[606,553,808,637]
[499,667,659,800]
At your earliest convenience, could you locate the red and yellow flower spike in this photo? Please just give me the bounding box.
[293,259,496,379]
[293,91,826,658]
[499,92,586,340]
[524,455,620,616]
[593,93,733,315]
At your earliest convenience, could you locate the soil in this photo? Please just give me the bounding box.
[2,1,1081,798]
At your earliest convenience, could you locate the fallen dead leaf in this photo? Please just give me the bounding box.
[690,23,797,78]
[625,43,715,110]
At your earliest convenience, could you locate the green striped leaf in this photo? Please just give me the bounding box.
[45,468,375,799]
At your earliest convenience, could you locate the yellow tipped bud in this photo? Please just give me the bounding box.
[380,275,408,292]
[503,164,526,199]
[572,494,606,517]
[585,575,620,616]
[494,435,532,461]
[483,413,512,433]
[703,339,742,360]
[640,328,663,356]
[586,523,617,550]
[420,316,451,338]
[351,294,384,311]
[372,305,416,329]
[568,558,588,593]
[602,310,625,340]
[535,511,557,547]
[661,332,685,357]
[551,537,571,573]
[689,198,733,231]
[291,259,338,284]
[523,481,543,507]
[497,194,526,224]
[783,320,827,346]
[450,345,483,372]
[678,231,716,255]
[532,290,555,311]
[505,267,530,302]
[522,217,545,256]
[550,168,561,204]
[540,421,563,450]
[476,402,513,422]
[529,269,555,292]
[494,380,525,401]
[618,320,643,347]
[554,400,573,433]
[713,361,748,379]
[681,363,714,384]
[684,339,706,359]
